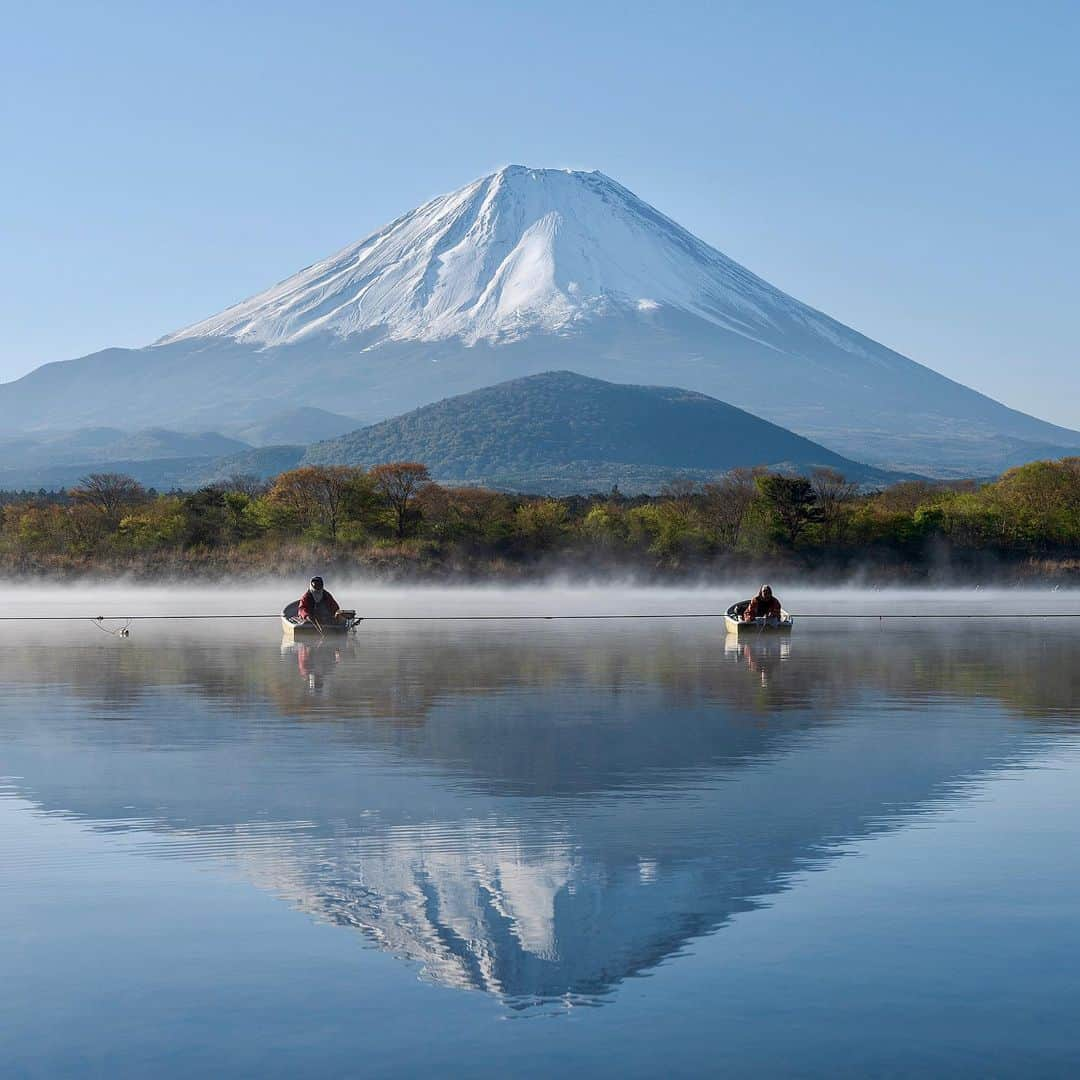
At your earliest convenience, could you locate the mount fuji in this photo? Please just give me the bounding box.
[4,165,1077,474]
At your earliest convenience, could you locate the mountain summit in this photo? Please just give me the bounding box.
[303,371,889,493]
[3,165,1078,475]
[159,166,803,351]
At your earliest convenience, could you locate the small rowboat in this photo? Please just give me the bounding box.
[725,601,793,635]
[281,601,359,640]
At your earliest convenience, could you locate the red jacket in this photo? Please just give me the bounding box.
[298,588,340,622]
[743,595,782,621]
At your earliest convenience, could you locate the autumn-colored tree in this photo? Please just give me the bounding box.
[659,477,700,513]
[701,468,763,549]
[71,473,146,525]
[370,462,431,538]
[421,485,513,542]
[870,479,966,515]
[63,502,112,554]
[267,466,367,539]
[811,467,858,544]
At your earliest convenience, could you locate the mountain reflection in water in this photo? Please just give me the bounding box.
[3,611,1079,1010]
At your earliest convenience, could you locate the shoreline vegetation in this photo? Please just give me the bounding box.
[1,459,1079,583]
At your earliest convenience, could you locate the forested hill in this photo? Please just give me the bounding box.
[304,372,889,493]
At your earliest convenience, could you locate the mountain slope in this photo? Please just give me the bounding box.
[186,444,306,487]
[0,426,248,464]
[231,407,363,447]
[2,166,1077,475]
[303,371,890,493]
[0,457,220,492]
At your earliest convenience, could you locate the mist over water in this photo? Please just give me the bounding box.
[6,579,1080,619]
[3,584,1080,1076]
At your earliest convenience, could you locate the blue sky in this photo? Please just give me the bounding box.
[2,0,1077,426]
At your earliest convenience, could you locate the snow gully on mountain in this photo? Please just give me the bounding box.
[157,166,801,351]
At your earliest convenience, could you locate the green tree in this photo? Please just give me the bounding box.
[181,488,230,547]
[755,474,818,547]
[339,471,385,538]
[627,502,706,563]
[582,504,629,549]
[119,497,186,550]
[514,499,569,550]
[987,458,1080,548]
[7,504,65,555]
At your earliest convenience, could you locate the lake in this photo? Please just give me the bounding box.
[3,585,1080,1077]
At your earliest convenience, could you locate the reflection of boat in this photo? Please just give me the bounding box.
[725,601,793,635]
[724,636,792,662]
[281,638,349,692]
[281,600,358,640]
[726,636,791,689]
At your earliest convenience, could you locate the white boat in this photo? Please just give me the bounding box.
[281,601,359,640]
[725,601,793,635]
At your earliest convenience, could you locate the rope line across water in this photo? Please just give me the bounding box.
[0,612,1078,623]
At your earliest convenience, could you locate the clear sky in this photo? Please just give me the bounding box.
[2,0,1077,426]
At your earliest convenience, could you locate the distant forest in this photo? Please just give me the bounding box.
[2,458,1079,581]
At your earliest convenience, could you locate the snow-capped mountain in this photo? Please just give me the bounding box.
[158,166,849,354]
[3,165,1077,474]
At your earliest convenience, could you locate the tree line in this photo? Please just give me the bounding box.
[2,458,1079,578]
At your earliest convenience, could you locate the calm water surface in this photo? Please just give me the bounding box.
[2,586,1080,1077]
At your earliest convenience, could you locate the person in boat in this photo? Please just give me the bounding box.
[742,584,782,623]
[297,576,343,626]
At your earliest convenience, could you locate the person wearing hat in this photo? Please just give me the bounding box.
[297,576,343,626]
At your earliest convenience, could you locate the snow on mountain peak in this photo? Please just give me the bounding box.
[158,165,802,349]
